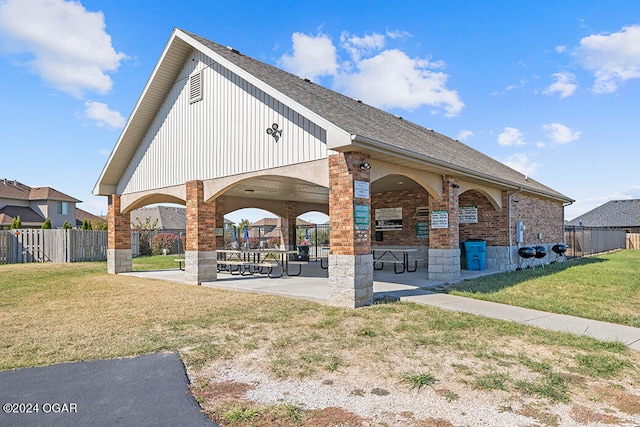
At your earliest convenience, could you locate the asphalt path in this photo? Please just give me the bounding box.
[0,351,217,426]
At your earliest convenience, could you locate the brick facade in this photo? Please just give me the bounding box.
[511,192,564,245]
[186,180,216,251]
[328,152,371,256]
[459,190,509,246]
[370,187,430,247]
[107,194,130,250]
[328,152,373,308]
[428,177,459,249]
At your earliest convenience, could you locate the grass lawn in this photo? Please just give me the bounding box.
[1,256,640,425]
[132,254,184,271]
[449,250,640,327]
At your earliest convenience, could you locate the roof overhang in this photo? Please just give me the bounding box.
[344,133,574,203]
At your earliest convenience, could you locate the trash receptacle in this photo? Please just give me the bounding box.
[297,245,309,261]
[464,239,486,271]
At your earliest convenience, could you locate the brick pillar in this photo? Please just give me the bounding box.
[280,201,297,250]
[185,180,217,284]
[428,176,461,283]
[328,152,372,308]
[107,194,131,274]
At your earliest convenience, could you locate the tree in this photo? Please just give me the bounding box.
[132,216,158,256]
[41,218,52,229]
[10,215,21,229]
[63,221,73,230]
[81,218,92,230]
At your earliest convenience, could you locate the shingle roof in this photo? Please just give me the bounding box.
[0,179,81,203]
[130,206,187,230]
[567,199,640,228]
[0,206,45,227]
[184,30,571,203]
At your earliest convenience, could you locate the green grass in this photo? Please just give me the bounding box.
[2,259,640,424]
[449,250,640,327]
[132,254,184,271]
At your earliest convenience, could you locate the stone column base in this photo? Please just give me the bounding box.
[185,250,217,285]
[428,248,461,283]
[328,254,373,308]
[107,249,132,274]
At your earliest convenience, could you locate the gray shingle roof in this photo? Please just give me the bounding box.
[185,30,571,202]
[567,199,640,228]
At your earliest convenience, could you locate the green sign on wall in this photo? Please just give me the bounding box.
[354,204,369,230]
[416,222,429,238]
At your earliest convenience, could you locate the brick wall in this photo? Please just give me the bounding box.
[511,192,564,244]
[107,194,130,250]
[459,189,564,247]
[186,180,216,252]
[370,187,430,247]
[428,177,459,249]
[459,190,509,246]
[329,153,370,256]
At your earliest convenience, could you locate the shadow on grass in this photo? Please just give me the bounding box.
[448,256,607,295]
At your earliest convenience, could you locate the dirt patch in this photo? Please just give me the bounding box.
[569,404,624,424]
[516,404,561,426]
[594,385,640,415]
[192,380,255,405]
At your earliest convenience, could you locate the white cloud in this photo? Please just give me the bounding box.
[278,32,338,81]
[575,25,640,94]
[497,127,526,146]
[340,31,386,61]
[84,101,125,129]
[542,123,581,144]
[555,45,567,54]
[279,30,463,117]
[501,153,539,177]
[543,72,577,98]
[457,129,474,141]
[334,49,463,116]
[0,0,126,97]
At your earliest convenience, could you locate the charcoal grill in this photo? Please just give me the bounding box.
[533,245,547,269]
[551,243,567,263]
[517,247,536,270]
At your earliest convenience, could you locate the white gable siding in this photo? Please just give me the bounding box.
[118,51,329,195]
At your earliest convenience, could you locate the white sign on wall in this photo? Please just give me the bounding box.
[375,207,402,231]
[459,206,478,224]
[354,181,369,199]
[431,210,449,229]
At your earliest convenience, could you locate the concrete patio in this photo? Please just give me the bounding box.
[121,261,500,304]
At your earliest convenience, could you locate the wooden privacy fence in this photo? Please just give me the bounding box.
[0,229,108,264]
[628,233,640,249]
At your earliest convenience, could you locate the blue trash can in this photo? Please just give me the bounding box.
[464,239,486,271]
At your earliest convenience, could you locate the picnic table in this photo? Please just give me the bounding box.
[371,247,420,274]
[217,249,300,278]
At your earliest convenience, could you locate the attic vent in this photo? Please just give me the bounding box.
[189,70,203,104]
[414,206,429,219]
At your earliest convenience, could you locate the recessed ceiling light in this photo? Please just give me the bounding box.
[397,181,404,185]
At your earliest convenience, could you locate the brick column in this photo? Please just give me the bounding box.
[185,180,217,284]
[280,201,297,250]
[107,194,131,274]
[328,152,372,308]
[428,177,461,283]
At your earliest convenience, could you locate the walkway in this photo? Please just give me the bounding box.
[122,262,640,351]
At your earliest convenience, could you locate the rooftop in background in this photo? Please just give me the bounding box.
[0,178,81,203]
[567,199,640,229]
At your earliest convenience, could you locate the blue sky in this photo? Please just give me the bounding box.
[1,0,639,224]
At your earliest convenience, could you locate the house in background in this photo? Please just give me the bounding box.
[567,200,640,233]
[0,179,80,229]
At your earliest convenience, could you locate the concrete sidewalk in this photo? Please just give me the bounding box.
[122,263,640,351]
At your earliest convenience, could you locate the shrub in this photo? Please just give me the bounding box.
[152,233,178,255]
[10,215,21,229]
[41,218,52,229]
